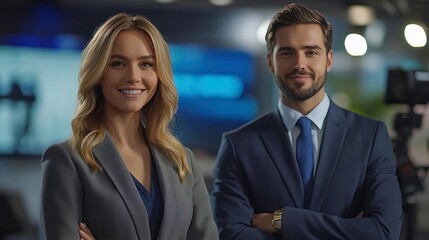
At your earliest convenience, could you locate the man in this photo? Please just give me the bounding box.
[211,3,403,240]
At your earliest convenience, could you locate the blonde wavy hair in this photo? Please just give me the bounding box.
[70,13,189,181]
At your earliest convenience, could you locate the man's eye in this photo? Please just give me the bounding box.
[307,50,318,56]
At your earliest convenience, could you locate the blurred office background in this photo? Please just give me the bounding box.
[0,0,429,239]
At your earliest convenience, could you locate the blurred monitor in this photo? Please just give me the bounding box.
[0,37,257,157]
[170,44,257,154]
[0,45,80,157]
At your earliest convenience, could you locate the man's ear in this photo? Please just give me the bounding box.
[326,50,333,72]
[267,52,274,73]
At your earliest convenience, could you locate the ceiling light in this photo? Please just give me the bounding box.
[155,0,176,3]
[344,33,368,56]
[347,5,375,26]
[404,24,427,47]
[209,0,233,6]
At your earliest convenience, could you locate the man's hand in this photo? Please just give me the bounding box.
[251,213,277,234]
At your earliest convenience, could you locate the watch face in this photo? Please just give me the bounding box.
[272,209,282,232]
[273,220,281,230]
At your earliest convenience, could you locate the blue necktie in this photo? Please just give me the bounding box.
[296,117,314,208]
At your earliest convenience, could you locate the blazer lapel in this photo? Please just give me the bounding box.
[309,103,348,211]
[150,146,177,240]
[259,110,304,207]
[93,134,150,239]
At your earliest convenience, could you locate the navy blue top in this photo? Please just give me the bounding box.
[131,161,164,240]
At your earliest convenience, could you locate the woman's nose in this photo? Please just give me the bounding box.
[127,66,141,83]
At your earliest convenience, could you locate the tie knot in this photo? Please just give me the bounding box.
[297,117,312,130]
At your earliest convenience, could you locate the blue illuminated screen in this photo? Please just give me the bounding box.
[0,43,257,157]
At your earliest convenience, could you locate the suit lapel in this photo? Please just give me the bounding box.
[150,146,177,240]
[259,111,304,207]
[309,103,348,210]
[93,134,150,240]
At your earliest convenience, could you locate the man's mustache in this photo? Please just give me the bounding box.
[287,68,313,78]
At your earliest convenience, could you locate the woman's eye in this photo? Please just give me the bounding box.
[140,62,153,68]
[111,62,125,68]
[280,51,293,57]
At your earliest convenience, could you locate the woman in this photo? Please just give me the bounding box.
[40,13,218,240]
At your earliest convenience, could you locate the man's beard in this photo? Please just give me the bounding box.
[277,70,327,101]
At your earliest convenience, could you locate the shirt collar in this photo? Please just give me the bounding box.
[278,93,330,130]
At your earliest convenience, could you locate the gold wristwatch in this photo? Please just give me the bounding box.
[272,208,283,233]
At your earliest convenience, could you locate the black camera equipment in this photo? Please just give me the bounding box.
[385,68,429,240]
[385,68,429,105]
[0,81,36,155]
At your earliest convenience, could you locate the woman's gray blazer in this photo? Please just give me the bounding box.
[40,134,218,240]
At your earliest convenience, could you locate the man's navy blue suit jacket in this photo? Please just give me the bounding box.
[212,101,403,240]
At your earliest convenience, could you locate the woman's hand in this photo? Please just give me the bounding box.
[79,222,95,240]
